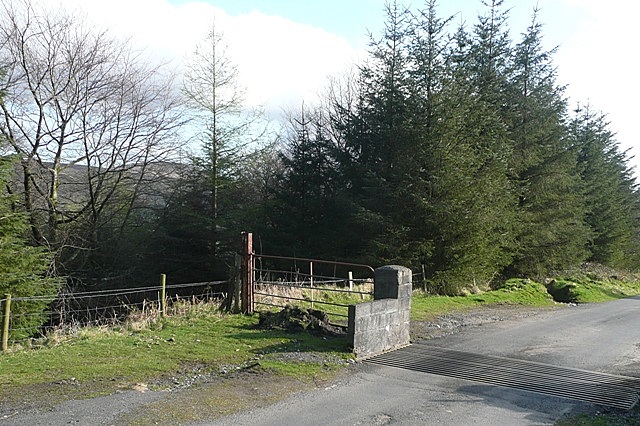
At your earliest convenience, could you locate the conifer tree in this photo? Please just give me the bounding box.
[420,17,517,293]
[469,0,513,106]
[183,24,244,268]
[571,107,640,268]
[270,106,346,258]
[505,11,590,276]
[0,155,61,340]
[181,24,269,277]
[400,0,453,272]
[338,1,419,264]
[410,1,522,292]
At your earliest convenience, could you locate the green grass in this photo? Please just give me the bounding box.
[0,307,351,395]
[412,270,640,322]
[556,405,640,426]
[547,276,640,303]
[0,302,352,424]
[411,279,556,321]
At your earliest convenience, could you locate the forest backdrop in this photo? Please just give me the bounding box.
[1,0,638,298]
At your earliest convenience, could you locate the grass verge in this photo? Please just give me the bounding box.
[412,265,640,323]
[0,304,352,420]
[546,265,640,303]
[411,278,557,322]
[556,404,640,426]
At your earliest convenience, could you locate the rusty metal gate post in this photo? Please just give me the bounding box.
[241,232,254,314]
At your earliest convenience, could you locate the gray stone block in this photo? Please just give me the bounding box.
[348,265,413,358]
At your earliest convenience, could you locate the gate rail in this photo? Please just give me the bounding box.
[240,232,374,318]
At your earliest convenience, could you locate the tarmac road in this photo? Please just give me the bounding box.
[207,296,640,425]
[426,295,640,376]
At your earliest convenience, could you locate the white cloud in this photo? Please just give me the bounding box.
[54,0,362,116]
[43,0,640,172]
[556,0,640,165]
[223,11,361,108]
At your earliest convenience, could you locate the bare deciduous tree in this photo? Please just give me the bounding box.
[0,0,186,276]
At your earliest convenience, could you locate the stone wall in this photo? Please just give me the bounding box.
[348,265,412,359]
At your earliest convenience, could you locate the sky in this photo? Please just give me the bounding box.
[55,0,639,172]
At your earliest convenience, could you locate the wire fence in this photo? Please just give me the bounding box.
[411,271,448,294]
[1,279,228,349]
[251,254,375,322]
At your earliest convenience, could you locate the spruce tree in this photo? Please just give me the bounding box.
[571,107,640,269]
[505,11,590,277]
[338,1,419,265]
[415,3,518,292]
[400,0,453,274]
[0,156,61,340]
[270,106,347,258]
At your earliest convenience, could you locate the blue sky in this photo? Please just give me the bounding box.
[58,0,639,171]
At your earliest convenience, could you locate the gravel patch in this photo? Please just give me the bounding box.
[411,304,566,340]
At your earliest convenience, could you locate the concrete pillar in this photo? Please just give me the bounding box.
[374,265,412,301]
[348,265,412,359]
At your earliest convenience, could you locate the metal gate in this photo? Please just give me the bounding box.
[240,232,374,322]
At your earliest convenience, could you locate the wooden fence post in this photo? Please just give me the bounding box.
[310,261,314,309]
[241,232,254,314]
[234,253,241,313]
[2,294,10,352]
[160,274,167,317]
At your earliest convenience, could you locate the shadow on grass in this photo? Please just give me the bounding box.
[224,322,351,356]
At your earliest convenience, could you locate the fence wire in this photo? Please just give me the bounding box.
[251,256,375,323]
[0,280,228,347]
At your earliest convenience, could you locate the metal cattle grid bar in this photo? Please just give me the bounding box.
[366,344,640,410]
